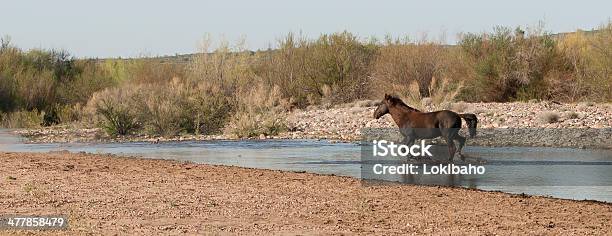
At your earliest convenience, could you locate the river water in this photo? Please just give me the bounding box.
[1,129,611,202]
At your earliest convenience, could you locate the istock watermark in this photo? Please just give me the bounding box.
[372,163,485,175]
[372,140,433,157]
[359,128,612,187]
[370,139,486,176]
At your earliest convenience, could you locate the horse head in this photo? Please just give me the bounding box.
[374,94,421,119]
[373,94,391,119]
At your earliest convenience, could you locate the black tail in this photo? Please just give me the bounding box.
[459,113,478,138]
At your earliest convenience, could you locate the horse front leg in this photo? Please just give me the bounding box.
[400,135,414,145]
[446,137,456,161]
[401,135,416,160]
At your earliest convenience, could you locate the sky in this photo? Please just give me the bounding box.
[1,0,610,58]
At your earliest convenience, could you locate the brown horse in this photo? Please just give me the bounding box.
[373,94,478,161]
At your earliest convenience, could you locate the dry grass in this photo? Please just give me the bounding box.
[387,76,464,111]
[371,37,446,98]
[254,32,374,107]
[224,85,287,138]
[565,111,580,119]
[538,111,560,124]
[0,110,43,128]
[332,100,379,109]
[451,101,470,113]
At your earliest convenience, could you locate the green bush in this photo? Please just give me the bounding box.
[553,22,612,102]
[0,38,118,124]
[95,99,139,136]
[128,81,232,136]
[459,26,558,102]
[186,86,233,135]
[254,31,376,107]
[86,77,234,137]
[88,88,140,136]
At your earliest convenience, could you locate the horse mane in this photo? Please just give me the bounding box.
[387,95,421,112]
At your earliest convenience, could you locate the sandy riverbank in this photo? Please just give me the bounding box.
[1,152,610,235]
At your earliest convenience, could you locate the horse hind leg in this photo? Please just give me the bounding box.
[454,135,466,161]
[443,128,460,161]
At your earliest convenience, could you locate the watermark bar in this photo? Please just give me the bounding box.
[360,128,612,187]
[0,215,68,230]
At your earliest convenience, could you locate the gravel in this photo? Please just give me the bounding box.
[14,101,612,148]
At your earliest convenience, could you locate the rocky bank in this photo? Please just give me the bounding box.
[13,101,612,148]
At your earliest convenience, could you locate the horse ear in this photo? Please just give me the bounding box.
[384,93,389,99]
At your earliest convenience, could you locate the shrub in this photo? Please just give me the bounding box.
[538,111,560,124]
[135,80,233,136]
[459,25,558,102]
[56,60,116,105]
[132,83,186,136]
[186,86,233,135]
[0,41,79,112]
[3,23,612,133]
[86,77,234,137]
[370,36,464,110]
[96,100,139,136]
[0,110,43,128]
[88,88,140,136]
[372,37,446,98]
[226,112,286,138]
[224,84,287,138]
[125,59,186,85]
[254,31,376,107]
[553,22,612,102]
[566,111,580,119]
[451,102,470,113]
[56,103,84,124]
[0,39,118,122]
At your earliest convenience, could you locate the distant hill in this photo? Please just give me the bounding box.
[93,28,603,63]
[550,29,601,39]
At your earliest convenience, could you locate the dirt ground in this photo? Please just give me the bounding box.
[1,152,610,235]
